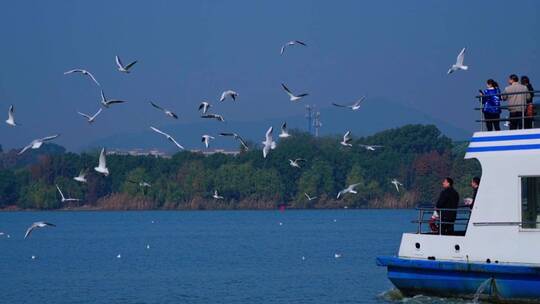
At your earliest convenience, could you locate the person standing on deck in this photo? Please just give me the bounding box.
[502,74,530,130]
[480,79,502,131]
[521,76,535,129]
[435,177,460,235]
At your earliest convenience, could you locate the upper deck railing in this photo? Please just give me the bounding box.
[474,90,540,131]
[412,205,471,236]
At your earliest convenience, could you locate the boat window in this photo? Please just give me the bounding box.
[521,177,540,229]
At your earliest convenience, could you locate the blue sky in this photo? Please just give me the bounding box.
[0,1,539,151]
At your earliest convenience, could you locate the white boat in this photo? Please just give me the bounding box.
[378,120,540,301]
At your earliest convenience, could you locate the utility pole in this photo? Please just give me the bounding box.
[314,111,322,137]
[305,105,314,135]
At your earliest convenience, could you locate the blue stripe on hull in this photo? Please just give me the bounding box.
[377,256,540,302]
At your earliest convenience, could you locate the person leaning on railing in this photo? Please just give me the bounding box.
[480,79,502,131]
[521,76,535,129]
[501,74,531,130]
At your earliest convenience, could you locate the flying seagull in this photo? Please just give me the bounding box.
[56,185,80,203]
[281,83,308,102]
[100,90,127,108]
[202,135,215,148]
[127,180,151,188]
[150,126,184,150]
[94,148,109,176]
[150,101,178,119]
[337,183,361,199]
[77,108,102,124]
[6,105,18,126]
[19,134,60,155]
[304,193,317,201]
[279,122,291,138]
[358,144,383,151]
[280,40,307,55]
[340,131,352,147]
[332,97,365,111]
[447,48,468,74]
[73,170,87,183]
[262,126,277,158]
[220,90,238,102]
[24,221,56,239]
[64,69,100,86]
[289,158,306,168]
[198,101,211,114]
[219,132,249,150]
[201,113,225,122]
[115,55,138,73]
[391,179,403,192]
[213,190,224,200]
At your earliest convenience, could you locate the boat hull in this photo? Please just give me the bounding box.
[377,256,540,302]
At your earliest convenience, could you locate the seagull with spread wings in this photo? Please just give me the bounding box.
[262,127,276,158]
[201,113,225,122]
[94,148,109,176]
[19,134,60,155]
[5,105,18,126]
[304,193,317,201]
[337,183,361,199]
[281,83,308,102]
[220,90,238,102]
[24,221,56,239]
[56,185,81,203]
[332,97,365,111]
[447,48,468,74]
[219,132,249,150]
[115,55,138,73]
[358,144,383,151]
[64,69,100,86]
[73,170,87,183]
[340,131,352,147]
[289,158,306,168]
[202,135,215,148]
[150,101,178,119]
[280,40,307,55]
[198,101,211,114]
[150,126,184,150]
[77,108,102,124]
[100,90,127,108]
[279,122,291,138]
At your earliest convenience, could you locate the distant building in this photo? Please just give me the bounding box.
[106,148,171,159]
[190,149,240,156]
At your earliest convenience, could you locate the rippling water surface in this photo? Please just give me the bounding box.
[0,210,481,304]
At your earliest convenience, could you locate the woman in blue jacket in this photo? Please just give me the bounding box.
[481,79,502,131]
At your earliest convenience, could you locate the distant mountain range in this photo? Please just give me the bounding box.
[83,98,470,153]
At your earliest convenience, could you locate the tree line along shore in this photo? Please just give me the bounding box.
[0,124,480,211]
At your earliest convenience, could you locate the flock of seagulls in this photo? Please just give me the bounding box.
[3,40,471,240]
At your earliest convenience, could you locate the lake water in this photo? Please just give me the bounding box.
[0,210,475,304]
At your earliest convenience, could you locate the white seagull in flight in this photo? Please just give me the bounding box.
[24,221,56,239]
[279,122,291,138]
[337,183,361,199]
[94,148,109,176]
[100,90,127,108]
[391,179,403,192]
[213,190,224,200]
[73,170,87,183]
[332,97,365,111]
[201,113,225,122]
[128,180,151,188]
[304,193,317,201]
[280,40,307,55]
[77,108,102,124]
[56,184,81,203]
[19,134,60,155]
[6,105,18,126]
[447,48,468,74]
[150,101,178,119]
[340,131,352,147]
[198,101,211,114]
[150,126,184,150]
[220,90,238,102]
[64,69,100,86]
[281,83,308,102]
[262,126,277,158]
[115,55,138,73]
[358,144,383,151]
[289,158,306,168]
[219,132,249,150]
[201,135,215,148]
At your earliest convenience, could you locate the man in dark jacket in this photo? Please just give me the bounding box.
[436,177,460,235]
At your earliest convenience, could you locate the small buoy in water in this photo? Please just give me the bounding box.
[279,222,283,226]
[116,254,121,259]
[301,256,306,261]
[31,255,36,260]
[151,220,155,224]
[146,244,150,249]
[334,253,342,259]
[333,219,337,222]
